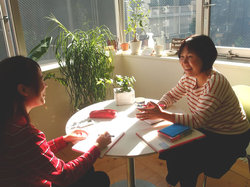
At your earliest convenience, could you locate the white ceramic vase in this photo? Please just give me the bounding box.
[130,41,142,55]
[114,87,135,106]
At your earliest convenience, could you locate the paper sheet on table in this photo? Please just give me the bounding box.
[72,125,125,158]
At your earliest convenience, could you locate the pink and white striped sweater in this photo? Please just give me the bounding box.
[0,117,100,186]
[160,70,249,135]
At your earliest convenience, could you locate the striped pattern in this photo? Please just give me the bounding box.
[0,118,100,186]
[160,70,250,134]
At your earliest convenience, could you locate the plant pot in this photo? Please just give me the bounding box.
[120,42,129,51]
[114,87,135,106]
[107,40,118,51]
[130,41,142,55]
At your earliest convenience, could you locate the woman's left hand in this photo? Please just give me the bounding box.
[136,101,164,120]
[63,129,88,143]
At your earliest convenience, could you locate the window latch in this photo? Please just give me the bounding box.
[203,2,216,8]
[226,50,238,59]
[0,16,9,22]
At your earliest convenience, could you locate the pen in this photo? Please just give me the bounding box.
[98,134,115,137]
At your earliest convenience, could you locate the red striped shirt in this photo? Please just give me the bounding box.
[160,70,250,134]
[0,117,100,186]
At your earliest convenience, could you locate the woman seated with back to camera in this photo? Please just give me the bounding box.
[0,56,111,187]
[136,34,250,187]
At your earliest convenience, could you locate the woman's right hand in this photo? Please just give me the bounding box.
[95,131,112,151]
[136,101,163,120]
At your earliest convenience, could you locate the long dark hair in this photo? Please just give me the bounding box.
[0,56,41,144]
[178,34,218,72]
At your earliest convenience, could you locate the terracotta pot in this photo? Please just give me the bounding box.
[120,43,129,51]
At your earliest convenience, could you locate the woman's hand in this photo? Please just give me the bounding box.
[63,129,88,143]
[158,101,167,109]
[136,101,164,120]
[95,131,112,151]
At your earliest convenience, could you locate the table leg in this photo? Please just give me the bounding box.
[127,158,135,187]
[111,157,156,187]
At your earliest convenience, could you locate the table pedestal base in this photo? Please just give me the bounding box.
[111,179,156,187]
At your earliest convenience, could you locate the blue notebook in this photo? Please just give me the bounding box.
[158,123,191,142]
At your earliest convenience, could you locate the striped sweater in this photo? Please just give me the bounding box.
[0,117,100,187]
[160,69,250,135]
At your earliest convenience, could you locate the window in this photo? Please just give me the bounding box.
[121,0,250,60]
[1,0,250,64]
[210,0,250,48]
[0,0,116,65]
[209,0,250,60]
[122,0,196,49]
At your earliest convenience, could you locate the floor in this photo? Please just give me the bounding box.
[57,145,250,187]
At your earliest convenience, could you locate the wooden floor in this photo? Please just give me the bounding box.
[58,146,250,187]
[94,154,250,187]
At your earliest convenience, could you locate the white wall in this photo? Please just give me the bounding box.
[30,69,73,140]
[114,55,250,99]
[114,55,184,100]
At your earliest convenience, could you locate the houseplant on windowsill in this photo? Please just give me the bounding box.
[125,0,149,55]
[47,15,114,111]
[120,42,129,51]
[113,75,136,105]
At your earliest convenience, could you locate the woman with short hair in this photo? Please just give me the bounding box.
[137,35,250,187]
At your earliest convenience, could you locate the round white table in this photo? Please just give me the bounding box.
[65,99,189,187]
[66,99,159,187]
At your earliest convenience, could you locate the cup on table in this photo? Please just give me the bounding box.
[135,97,145,108]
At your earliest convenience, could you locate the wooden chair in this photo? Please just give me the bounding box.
[203,85,250,187]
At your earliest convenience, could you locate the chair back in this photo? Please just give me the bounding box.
[232,85,250,122]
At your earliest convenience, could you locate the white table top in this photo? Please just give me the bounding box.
[65,98,189,158]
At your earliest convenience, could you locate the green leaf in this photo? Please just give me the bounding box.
[28,36,52,61]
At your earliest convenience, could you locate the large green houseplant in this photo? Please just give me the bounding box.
[125,0,149,54]
[48,15,114,110]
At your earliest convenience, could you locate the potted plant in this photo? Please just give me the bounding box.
[125,0,149,55]
[113,74,136,105]
[120,42,129,51]
[47,15,114,111]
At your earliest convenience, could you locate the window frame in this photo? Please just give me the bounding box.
[1,0,27,56]
[1,0,250,62]
[117,0,250,61]
[0,0,15,56]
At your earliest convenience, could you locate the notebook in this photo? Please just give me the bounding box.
[136,125,205,152]
[158,123,192,142]
[72,124,125,158]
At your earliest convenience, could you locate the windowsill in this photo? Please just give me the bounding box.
[40,60,60,72]
[116,50,250,68]
[40,51,250,72]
